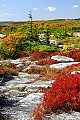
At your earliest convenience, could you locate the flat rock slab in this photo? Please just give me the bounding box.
[25,80,55,92]
[0,86,10,93]
[50,62,80,69]
[0,93,44,120]
[32,80,55,87]
[71,71,80,74]
[4,90,26,97]
[44,111,80,120]
[19,72,39,78]
[51,55,74,62]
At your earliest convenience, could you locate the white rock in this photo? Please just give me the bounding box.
[10,59,22,65]
[32,80,55,87]
[47,111,80,120]
[50,62,80,69]
[71,71,80,74]
[19,72,39,78]
[51,55,74,62]
[19,93,44,104]
[16,63,24,67]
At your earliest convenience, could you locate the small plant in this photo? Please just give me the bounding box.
[36,58,58,65]
[32,104,44,120]
[0,65,18,76]
[30,51,49,61]
[20,51,29,58]
[27,67,44,74]
[43,72,80,113]
[32,64,80,119]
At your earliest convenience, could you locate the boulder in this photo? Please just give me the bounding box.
[44,111,80,120]
[50,62,80,69]
[71,71,80,74]
[51,55,74,63]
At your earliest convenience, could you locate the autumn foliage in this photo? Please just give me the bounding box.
[36,58,58,65]
[32,63,80,119]
[30,51,50,61]
[43,72,80,113]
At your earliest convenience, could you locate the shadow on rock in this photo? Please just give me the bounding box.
[0,76,14,86]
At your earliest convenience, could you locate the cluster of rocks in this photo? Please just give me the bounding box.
[0,55,80,120]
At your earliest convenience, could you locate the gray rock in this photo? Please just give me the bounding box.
[10,59,22,65]
[44,111,80,120]
[71,71,80,74]
[32,80,55,88]
[25,61,37,70]
[0,93,44,120]
[50,62,80,69]
[25,80,55,93]
[22,67,29,72]
[19,72,39,78]
[51,55,74,62]
[0,86,10,93]
[16,63,24,67]
[3,90,27,102]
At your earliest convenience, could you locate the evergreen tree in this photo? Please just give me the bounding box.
[44,24,50,45]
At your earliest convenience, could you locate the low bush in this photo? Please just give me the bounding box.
[51,48,80,62]
[43,72,80,113]
[0,65,18,76]
[32,63,80,119]
[36,58,58,65]
[19,51,29,58]
[27,67,44,74]
[30,51,50,61]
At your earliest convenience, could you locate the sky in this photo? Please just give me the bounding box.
[0,0,80,21]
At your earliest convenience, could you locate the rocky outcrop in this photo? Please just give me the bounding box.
[51,55,74,62]
[0,56,80,120]
[50,62,80,69]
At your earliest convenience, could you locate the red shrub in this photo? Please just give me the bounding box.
[30,51,49,61]
[20,51,29,58]
[11,63,16,68]
[0,66,4,74]
[65,49,80,62]
[36,59,58,65]
[51,48,80,62]
[32,104,44,120]
[43,72,80,113]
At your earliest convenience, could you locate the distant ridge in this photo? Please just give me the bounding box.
[0,18,80,23]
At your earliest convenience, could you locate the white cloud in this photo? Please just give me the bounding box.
[0,13,14,17]
[47,6,56,12]
[33,8,38,11]
[73,5,79,8]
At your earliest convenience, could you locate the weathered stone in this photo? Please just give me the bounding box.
[16,63,24,67]
[0,93,44,120]
[19,72,39,78]
[10,59,22,65]
[51,55,74,62]
[71,71,80,74]
[0,86,10,93]
[32,80,55,88]
[44,111,80,120]
[50,62,80,69]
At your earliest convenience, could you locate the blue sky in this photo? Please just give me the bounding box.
[0,0,80,21]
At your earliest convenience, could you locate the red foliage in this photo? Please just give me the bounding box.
[11,63,16,68]
[43,72,80,113]
[65,49,80,62]
[32,104,44,120]
[20,51,29,58]
[0,66,4,74]
[30,51,50,61]
[36,59,58,65]
[51,48,80,62]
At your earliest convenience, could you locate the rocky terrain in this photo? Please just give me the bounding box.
[0,56,80,120]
